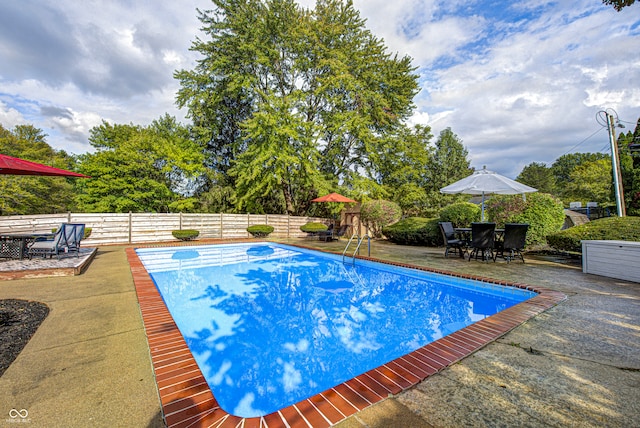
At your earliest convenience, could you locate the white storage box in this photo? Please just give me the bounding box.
[582,240,640,283]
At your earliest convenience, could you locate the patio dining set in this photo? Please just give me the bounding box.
[439,221,529,263]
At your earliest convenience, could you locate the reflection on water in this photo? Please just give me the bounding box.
[138,243,534,418]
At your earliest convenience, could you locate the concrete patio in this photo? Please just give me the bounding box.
[0,239,638,427]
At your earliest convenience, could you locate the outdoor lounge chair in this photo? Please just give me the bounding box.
[468,222,496,262]
[28,223,85,259]
[438,221,467,258]
[494,223,529,263]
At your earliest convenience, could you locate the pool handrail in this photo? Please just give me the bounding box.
[342,233,371,264]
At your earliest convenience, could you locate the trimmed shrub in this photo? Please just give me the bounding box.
[300,222,328,233]
[247,224,274,238]
[172,229,199,241]
[485,193,564,245]
[439,202,480,227]
[360,199,402,238]
[547,216,640,252]
[382,217,441,246]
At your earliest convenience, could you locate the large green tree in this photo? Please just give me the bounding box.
[75,116,204,213]
[517,162,556,194]
[424,127,472,212]
[364,124,433,216]
[0,124,79,215]
[563,158,613,204]
[175,0,419,215]
[617,118,640,214]
[550,152,609,202]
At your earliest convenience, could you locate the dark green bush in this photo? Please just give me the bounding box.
[485,193,564,245]
[360,199,402,238]
[172,229,199,241]
[300,222,328,233]
[382,217,441,246]
[247,224,274,237]
[439,202,480,227]
[547,216,640,252]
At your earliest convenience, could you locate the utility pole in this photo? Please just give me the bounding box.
[606,112,626,217]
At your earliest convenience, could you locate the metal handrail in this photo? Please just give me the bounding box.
[342,234,360,263]
[352,234,370,263]
[342,234,370,264]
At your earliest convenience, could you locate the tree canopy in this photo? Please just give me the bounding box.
[75,115,205,213]
[517,162,556,194]
[602,0,636,11]
[175,0,421,215]
[3,2,639,219]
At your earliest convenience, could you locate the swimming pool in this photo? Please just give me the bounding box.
[136,242,536,418]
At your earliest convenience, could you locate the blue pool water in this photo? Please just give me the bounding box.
[136,243,535,417]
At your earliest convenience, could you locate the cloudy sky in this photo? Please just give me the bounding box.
[1,0,638,177]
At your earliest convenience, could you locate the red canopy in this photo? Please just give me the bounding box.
[0,154,89,177]
[311,192,356,203]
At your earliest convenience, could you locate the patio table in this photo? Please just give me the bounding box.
[455,227,505,242]
[0,233,55,260]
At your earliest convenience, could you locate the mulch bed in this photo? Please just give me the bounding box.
[0,299,49,377]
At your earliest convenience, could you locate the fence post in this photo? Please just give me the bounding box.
[179,212,183,230]
[128,211,132,244]
[220,213,223,239]
[67,211,71,223]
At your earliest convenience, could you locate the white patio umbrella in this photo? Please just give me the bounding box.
[440,166,537,221]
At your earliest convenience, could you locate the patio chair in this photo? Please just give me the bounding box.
[438,221,467,258]
[28,223,85,259]
[317,224,334,241]
[319,224,349,241]
[494,223,529,263]
[468,222,496,262]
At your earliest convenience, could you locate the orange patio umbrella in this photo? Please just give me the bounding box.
[310,192,356,203]
[311,192,357,226]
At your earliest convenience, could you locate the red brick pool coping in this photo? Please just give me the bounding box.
[126,242,566,428]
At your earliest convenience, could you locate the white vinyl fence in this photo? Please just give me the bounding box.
[0,213,328,245]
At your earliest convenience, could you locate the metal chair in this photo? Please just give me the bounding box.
[438,221,467,258]
[495,223,529,263]
[468,222,496,262]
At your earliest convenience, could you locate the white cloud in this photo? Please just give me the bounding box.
[0,101,26,129]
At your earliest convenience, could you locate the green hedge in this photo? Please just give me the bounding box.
[547,216,640,252]
[439,202,480,227]
[382,217,441,246]
[300,222,328,233]
[485,193,564,245]
[247,224,274,237]
[172,229,199,241]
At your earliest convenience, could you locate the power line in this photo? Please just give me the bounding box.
[555,126,606,159]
